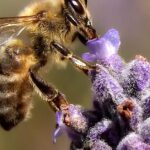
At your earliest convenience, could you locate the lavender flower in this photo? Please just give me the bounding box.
[86,119,112,143]
[116,133,150,150]
[87,140,112,150]
[82,29,124,74]
[141,91,150,120]
[139,118,150,144]
[120,58,150,98]
[83,29,120,62]
[53,104,88,143]
[54,29,150,150]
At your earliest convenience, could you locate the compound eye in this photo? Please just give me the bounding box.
[69,0,84,15]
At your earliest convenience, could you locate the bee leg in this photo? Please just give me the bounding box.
[72,32,87,45]
[29,70,69,112]
[51,42,96,75]
[29,70,70,125]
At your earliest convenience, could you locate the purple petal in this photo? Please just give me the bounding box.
[68,104,88,133]
[141,92,150,119]
[129,100,143,130]
[103,28,121,50]
[91,64,126,105]
[91,140,112,150]
[83,28,121,62]
[56,111,63,125]
[82,52,97,62]
[53,111,66,143]
[139,117,150,144]
[53,126,63,143]
[120,59,150,97]
[86,119,112,141]
[53,105,88,143]
[117,133,150,150]
[86,38,99,54]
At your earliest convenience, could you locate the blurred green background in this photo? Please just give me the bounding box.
[0,0,150,150]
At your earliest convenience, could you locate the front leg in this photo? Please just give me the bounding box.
[51,42,96,75]
[72,32,88,45]
[29,70,70,126]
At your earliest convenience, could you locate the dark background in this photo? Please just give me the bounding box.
[0,0,150,150]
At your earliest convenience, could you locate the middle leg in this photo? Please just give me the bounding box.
[29,70,71,126]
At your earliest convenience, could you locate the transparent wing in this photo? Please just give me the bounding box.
[0,25,26,46]
[0,15,39,46]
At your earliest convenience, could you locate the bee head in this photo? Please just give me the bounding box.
[64,0,97,43]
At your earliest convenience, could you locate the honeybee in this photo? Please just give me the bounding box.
[0,0,97,130]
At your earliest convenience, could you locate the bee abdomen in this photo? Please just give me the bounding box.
[0,77,33,130]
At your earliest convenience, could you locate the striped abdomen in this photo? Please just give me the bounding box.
[0,75,33,130]
[0,39,37,130]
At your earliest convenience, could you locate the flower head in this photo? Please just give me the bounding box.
[83,28,120,62]
[53,104,88,143]
[83,29,124,74]
[53,29,150,150]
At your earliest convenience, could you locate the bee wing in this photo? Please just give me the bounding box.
[0,15,38,46]
[0,25,26,46]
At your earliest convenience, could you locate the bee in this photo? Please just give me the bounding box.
[0,0,97,130]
